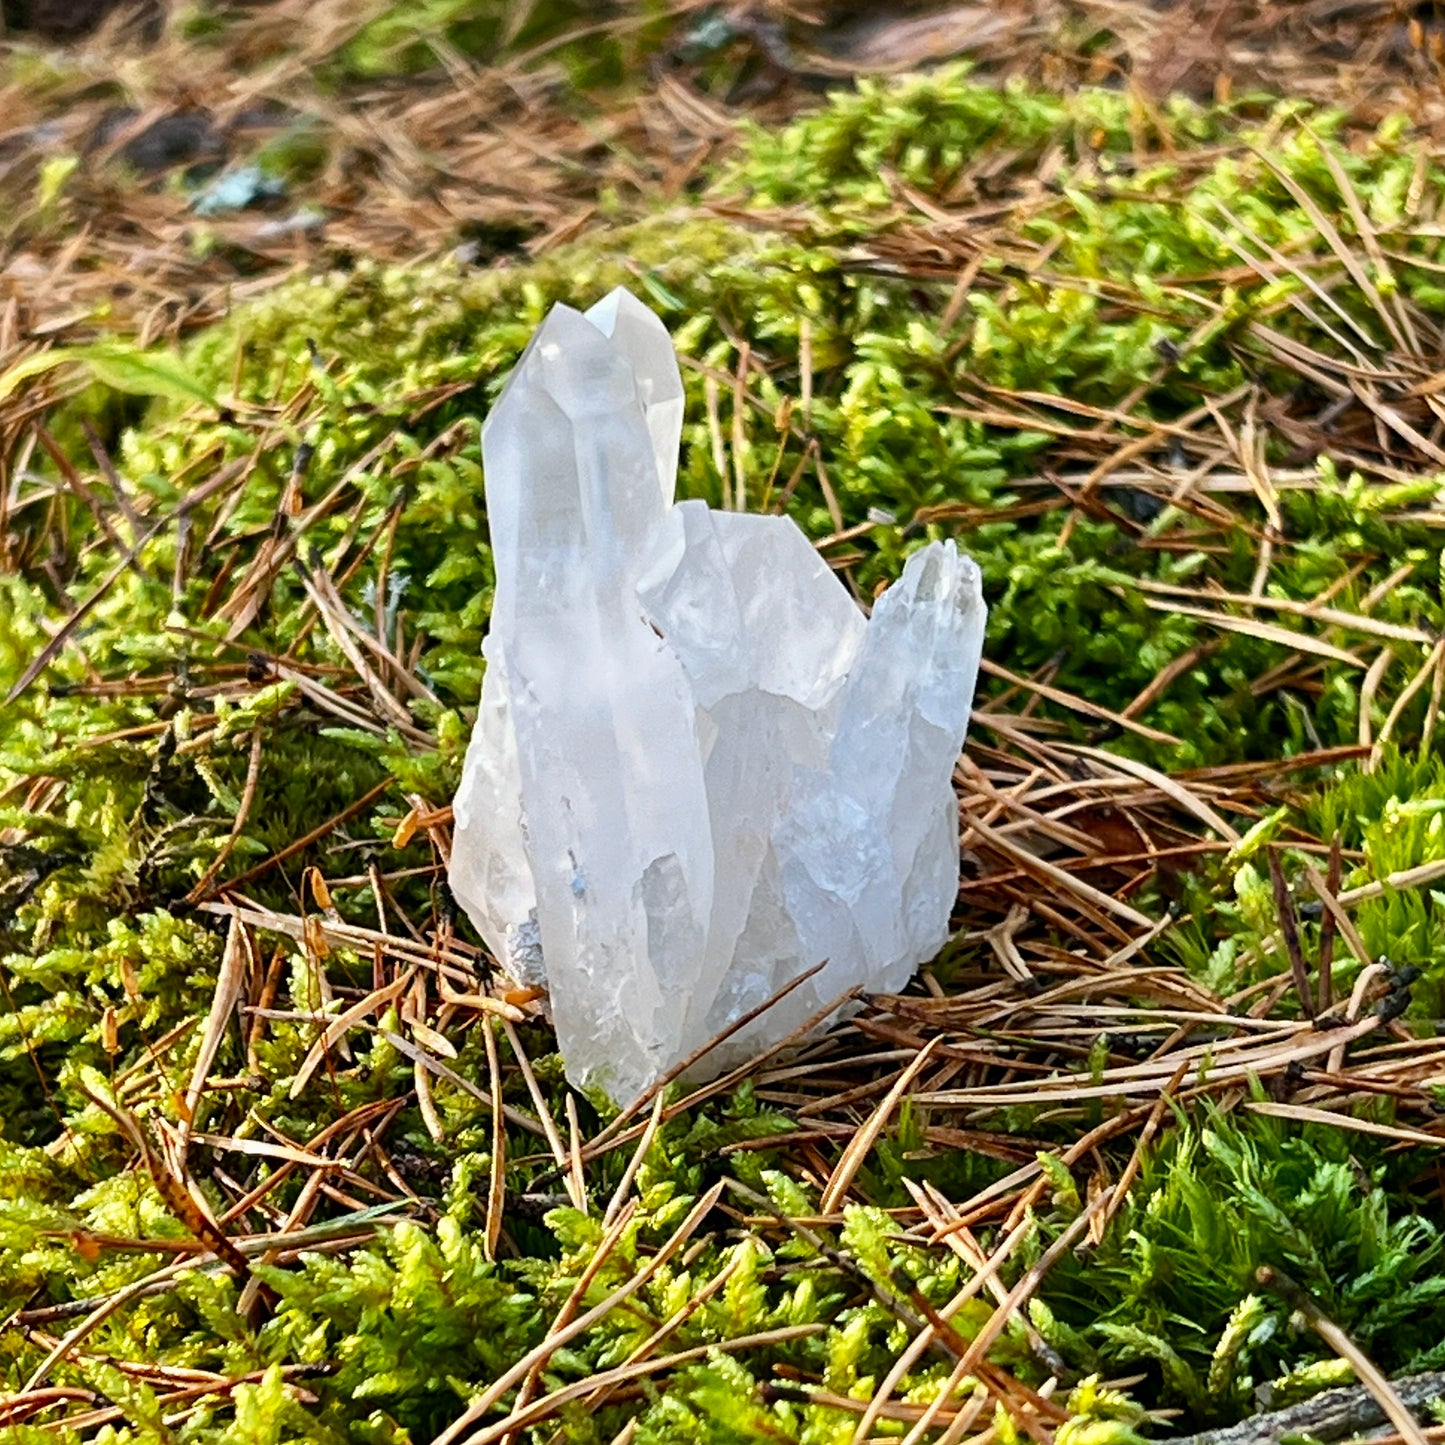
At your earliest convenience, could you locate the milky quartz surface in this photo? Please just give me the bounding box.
[449,289,986,1103]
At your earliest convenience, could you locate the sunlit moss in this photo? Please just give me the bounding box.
[4,67,1445,1441]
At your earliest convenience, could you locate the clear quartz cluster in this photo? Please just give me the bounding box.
[449,289,986,1103]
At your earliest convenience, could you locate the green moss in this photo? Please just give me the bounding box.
[4,67,1445,1442]
[1036,1105,1445,1419]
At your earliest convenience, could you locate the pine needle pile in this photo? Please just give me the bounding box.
[5,5,1445,1443]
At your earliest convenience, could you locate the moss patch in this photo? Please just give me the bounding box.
[4,69,1445,1442]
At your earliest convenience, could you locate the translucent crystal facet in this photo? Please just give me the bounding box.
[449,289,987,1103]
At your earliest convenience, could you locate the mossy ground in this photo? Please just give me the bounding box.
[5,15,1445,1445]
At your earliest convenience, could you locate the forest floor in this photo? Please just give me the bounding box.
[7,4,1445,1445]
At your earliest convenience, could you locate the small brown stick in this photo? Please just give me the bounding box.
[1327,963,1390,1075]
[1255,1266,1430,1445]
[20,1259,200,1391]
[855,1187,1034,1442]
[980,657,1181,745]
[581,986,865,1169]
[81,1086,250,1280]
[498,1200,640,1445]
[414,1050,445,1143]
[217,1162,297,1230]
[246,945,287,1077]
[1303,859,1372,978]
[0,1386,96,1428]
[1140,598,1362,667]
[289,969,415,1100]
[30,1365,323,1434]
[180,916,252,1141]
[1422,642,1445,754]
[564,1093,588,1217]
[357,1105,416,1206]
[1267,850,1314,1019]
[1359,645,1396,756]
[236,1146,330,1319]
[578,1250,744,1416]
[1136,577,1432,645]
[380,1028,544,1136]
[35,422,137,566]
[211,898,486,988]
[1373,637,1445,766]
[5,514,168,705]
[1119,641,1219,720]
[467,1324,825,1445]
[1095,1061,1187,1238]
[1246,1101,1445,1150]
[12,1271,191,1330]
[721,1177,944,1369]
[216,1101,400,1237]
[1058,741,1241,843]
[1338,856,1445,906]
[965,812,1154,931]
[6,451,254,706]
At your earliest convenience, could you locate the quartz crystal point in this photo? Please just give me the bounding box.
[449,289,986,1103]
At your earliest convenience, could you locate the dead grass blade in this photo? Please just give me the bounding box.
[964,812,1155,931]
[899,1188,1115,1445]
[4,516,167,705]
[1135,579,1436,646]
[497,1198,641,1445]
[472,1325,826,1445]
[602,958,828,1139]
[603,1093,664,1230]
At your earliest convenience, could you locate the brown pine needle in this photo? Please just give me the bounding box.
[198,774,395,899]
[482,1017,506,1263]
[501,1019,581,1211]
[1256,1266,1430,1445]
[603,1093,665,1229]
[433,1183,725,1445]
[820,1038,940,1214]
